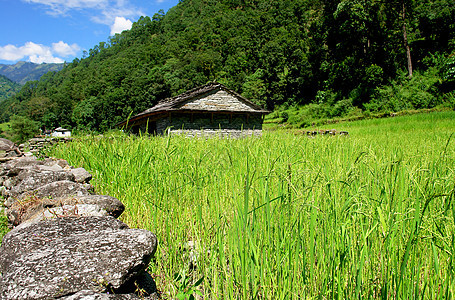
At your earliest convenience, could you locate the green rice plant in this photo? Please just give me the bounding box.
[50,111,455,299]
[0,214,9,245]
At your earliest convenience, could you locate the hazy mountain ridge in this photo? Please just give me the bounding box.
[0,61,64,85]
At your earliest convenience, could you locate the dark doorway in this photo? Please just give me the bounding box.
[147,121,157,135]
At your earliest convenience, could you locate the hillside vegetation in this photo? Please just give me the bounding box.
[0,75,21,103]
[50,111,455,299]
[0,0,454,131]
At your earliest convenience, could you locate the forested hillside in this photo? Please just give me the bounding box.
[0,61,64,85]
[1,0,454,131]
[0,75,21,103]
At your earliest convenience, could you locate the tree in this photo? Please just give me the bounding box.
[10,115,39,143]
[401,0,413,78]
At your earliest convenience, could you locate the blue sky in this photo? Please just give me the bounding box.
[0,0,180,64]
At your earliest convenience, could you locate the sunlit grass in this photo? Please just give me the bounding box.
[51,111,455,299]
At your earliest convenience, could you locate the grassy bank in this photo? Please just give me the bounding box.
[264,104,455,130]
[50,111,455,299]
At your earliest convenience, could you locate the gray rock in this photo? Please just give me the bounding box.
[18,180,93,200]
[7,169,76,199]
[36,163,64,172]
[44,158,71,169]
[3,156,43,170]
[60,290,142,299]
[5,149,21,157]
[0,216,157,299]
[71,167,93,183]
[66,195,125,218]
[15,204,110,229]
[0,138,15,151]
[6,196,47,226]
[59,281,161,300]
[6,194,124,227]
[2,178,14,189]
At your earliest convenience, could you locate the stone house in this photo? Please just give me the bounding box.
[118,82,269,138]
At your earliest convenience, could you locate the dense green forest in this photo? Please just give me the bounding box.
[0,75,21,103]
[0,0,454,132]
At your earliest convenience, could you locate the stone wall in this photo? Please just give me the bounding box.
[156,113,263,138]
[0,156,159,299]
[28,137,72,155]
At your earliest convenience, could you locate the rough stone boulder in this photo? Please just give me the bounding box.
[60,273,160,300]
[71,167,93,183]
[12,204,110,229]
[68,195,125,218]
[0,216,158,299]
[60,290,142,299]
[17,180,93,200]
[1,157,70,177]
[0,157,55,185]
[0,138,15,151]
[7,168,76,199]
[7,194,125,226]
[0,157,42,176]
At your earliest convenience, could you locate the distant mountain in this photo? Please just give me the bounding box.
[0,61,64,85]
[0,75,21,103]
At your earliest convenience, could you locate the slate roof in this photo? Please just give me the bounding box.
[54,127,70,132]
[118,82,269,126]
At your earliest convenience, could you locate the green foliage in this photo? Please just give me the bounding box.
[50,111,455,298]
[241,69,266,106]
[0,0,454,131]
[0,122,11,139]
[72,97,97,130]
[367,69,441,112]
[443,52,455,82]
[0,75,21,103]
[174,271,203,300]
[0,215,9,246]
[9,115,39,143]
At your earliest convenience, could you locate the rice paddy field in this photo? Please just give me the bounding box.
[50,111,455,299]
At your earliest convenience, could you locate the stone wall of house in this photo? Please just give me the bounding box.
[179,90,258,112]
[156,113,263,138]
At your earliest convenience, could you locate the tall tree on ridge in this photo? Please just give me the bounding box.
[401,0,413,78]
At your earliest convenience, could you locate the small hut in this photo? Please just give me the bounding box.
[52,127,71,138]
[118,82,269,138]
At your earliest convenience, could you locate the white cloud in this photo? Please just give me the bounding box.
[110,16,133,35]
[0,41,81,64]
[23,0,144,27]
[52,41,81,56]
[23,0,109,15]
[92,6,142,26]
